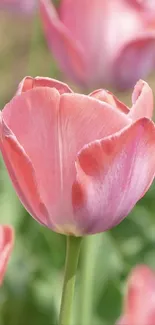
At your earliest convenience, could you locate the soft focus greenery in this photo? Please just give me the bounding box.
[0,11,155,325]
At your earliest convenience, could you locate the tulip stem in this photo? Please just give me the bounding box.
[59,235,82,325]
[79,235,96,325]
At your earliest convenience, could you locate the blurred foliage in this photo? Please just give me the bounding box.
[0,8,155,325]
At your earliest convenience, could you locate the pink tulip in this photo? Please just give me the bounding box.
[0,77,155,236]
[0,225,14,285]
[117,265,155,325]
[0,0,37,15]
[40,0,155,90]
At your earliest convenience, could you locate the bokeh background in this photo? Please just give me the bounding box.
[0,4,155,325]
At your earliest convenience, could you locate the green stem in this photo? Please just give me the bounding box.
[79,235,98,325]
[59,235,82,325]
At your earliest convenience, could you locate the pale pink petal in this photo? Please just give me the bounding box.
[59,0,106,57]
[2,87,130,234]
[60,0,150,89]
[124,265,155,325]
[16,76,73,95]
[40,0,87,84]
[129,79,154,120]
[127,0,155,11]
[115,315,129,325]
[113,34,155,90]
[89,89,129,114]
[40,0,155,89]
[0,225,14,285]
[2,87,64,230]
[59,0,112,87]
[72,118,155,235]
[0,0,37,15]
[0,113,51,228]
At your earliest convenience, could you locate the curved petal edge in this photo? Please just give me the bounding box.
[0,225,14,285]
[0,113,52,229]
[72,118,155,235]
[16,76,73,95]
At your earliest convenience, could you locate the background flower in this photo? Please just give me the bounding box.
[117,265,155,325]
[0,0,37,15]
[0,225,14,285]
[40,0,155,90]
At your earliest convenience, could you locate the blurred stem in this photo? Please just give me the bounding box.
[59,235,82,325]
[79,235,96,325]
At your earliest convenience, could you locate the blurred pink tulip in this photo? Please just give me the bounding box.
[0,225,14,285]
[0,0,37,15]
[128,0,155,13]
[40,0,155,90]
[117,265,155,325]
[0,77,155,236]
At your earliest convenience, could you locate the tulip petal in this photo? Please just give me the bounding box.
[2,87,130,233]
[40,0,87,83]
[0,0,37,15]
[129,79,154,120]
[0,225,14,285]
[89,89,129,114]
[16,76,73,95]
[116,315,128,325]
[2,87,64,229]
[124,265,155,325]
[72,118,155,235]
[0,114,51,228]
[127,0,155,11]
[113,34,155,90]
[59,0,106,56]
[59,0,112,87]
